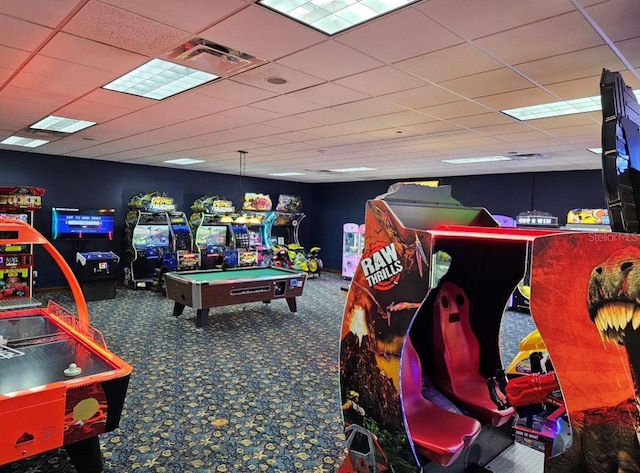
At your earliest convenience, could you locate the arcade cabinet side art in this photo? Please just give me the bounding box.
[339,198,430,473]
[530,232,640,473]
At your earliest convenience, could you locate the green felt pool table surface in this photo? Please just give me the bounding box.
[176,267,298,283]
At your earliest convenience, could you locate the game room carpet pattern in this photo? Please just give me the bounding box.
[0,273,535,473]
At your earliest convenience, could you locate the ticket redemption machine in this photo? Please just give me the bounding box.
[0,186,45,310]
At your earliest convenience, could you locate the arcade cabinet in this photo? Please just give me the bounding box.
[0,186,45,310]
[600,68,640,233]
[51,207,119,301]
[190,196,236,269]
[342,223,361,279]
[123,193,173,289]
[339,182,519,473]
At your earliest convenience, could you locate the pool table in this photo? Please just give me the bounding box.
[165,266,307,328]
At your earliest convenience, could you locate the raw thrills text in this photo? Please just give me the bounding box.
[361,242,403,287]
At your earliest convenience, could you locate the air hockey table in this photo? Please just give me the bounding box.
[0,219,132,473]
[165,266,307,328]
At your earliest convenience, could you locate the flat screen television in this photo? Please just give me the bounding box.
[52,207,115,240]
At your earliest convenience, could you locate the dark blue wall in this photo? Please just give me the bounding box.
[0,148,606,287]
[0,150,312,288]
[309,171,606,272]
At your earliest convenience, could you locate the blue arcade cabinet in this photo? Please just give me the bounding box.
[75,251,119,301]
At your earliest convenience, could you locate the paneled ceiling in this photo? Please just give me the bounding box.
[0,0,638,183]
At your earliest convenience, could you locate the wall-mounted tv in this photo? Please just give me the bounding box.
[52,207,116,240]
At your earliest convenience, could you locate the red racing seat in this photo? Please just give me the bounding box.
[431,282,514,427]
[401,336,482,466]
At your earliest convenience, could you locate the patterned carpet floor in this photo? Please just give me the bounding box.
[0,272,535,473]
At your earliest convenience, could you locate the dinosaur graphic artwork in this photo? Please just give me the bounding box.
[531,233,640,473]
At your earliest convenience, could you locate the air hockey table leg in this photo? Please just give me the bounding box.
[66,436,103,473]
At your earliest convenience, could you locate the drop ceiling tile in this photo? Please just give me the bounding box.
[448,112,518,128]
[200,4,325,61]
[474,87,559,110]
[99,0,247,32]
[218,105,284,123]
[585,0,640,42]
[231,63,323,94]
[396,43,503,84]
[252,95,322,115]
[544,75,602,100]
[289,82,369,107]
[0,14,53,51]
[0,45,30,71]
[21,56,116,88]
[417,100,493,120]
[532,112,601,130]
[262,115,318,132]
[515,46,625,85]
[277,40,383,81]
[333,97,407,118]
[381,85,462,109]
[334,66,427,96]
[616,37,640,75]
[417,0,574,40]
[0,0,81,27]
[10,71,93,100]
[62,1,188,57]
[55,100,132,123]
[370,110,437,127]
[475,11,604,65]
[81,89,154,111]
[439,68,534,99]
[197,79,277,104]
[40,32,147,74]
[294,107,360,125]
[337,7,462,63]
[400,120,466,135]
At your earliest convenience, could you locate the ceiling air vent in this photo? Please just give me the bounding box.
[164,38,267,77]
[509,153,550,160]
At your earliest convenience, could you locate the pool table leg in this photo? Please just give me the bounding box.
[196,308,210,328]
[172,302,185,317]
[286,297,297,313]
[66,436,103,473]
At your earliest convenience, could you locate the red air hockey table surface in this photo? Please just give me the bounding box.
[0,219,132,473]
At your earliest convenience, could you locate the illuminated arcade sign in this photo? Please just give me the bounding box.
[0,186,45,210]
[149,196,176,212]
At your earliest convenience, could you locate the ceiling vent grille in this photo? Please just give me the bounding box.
[164,38,267,77]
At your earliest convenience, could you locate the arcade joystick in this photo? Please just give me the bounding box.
[64,363,82,377]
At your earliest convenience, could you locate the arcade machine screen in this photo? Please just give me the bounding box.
[131,225,170,249]
[600,68,640,233]
[195,225,228,248]
[51,208,115,240]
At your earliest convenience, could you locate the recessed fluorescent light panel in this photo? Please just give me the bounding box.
[30,116,96,133]
[588,148,602,154]
[258,0,419,35]
[503,90,640,121]
[442,156,511,164]
[163,158,206,165]
[0,136,49,148]
[269,172,306,176]
[103,58,219,100]
[329,166,377,172]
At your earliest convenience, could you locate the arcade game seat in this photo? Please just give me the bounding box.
[401,336,482,466]
[431,282,514,427]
